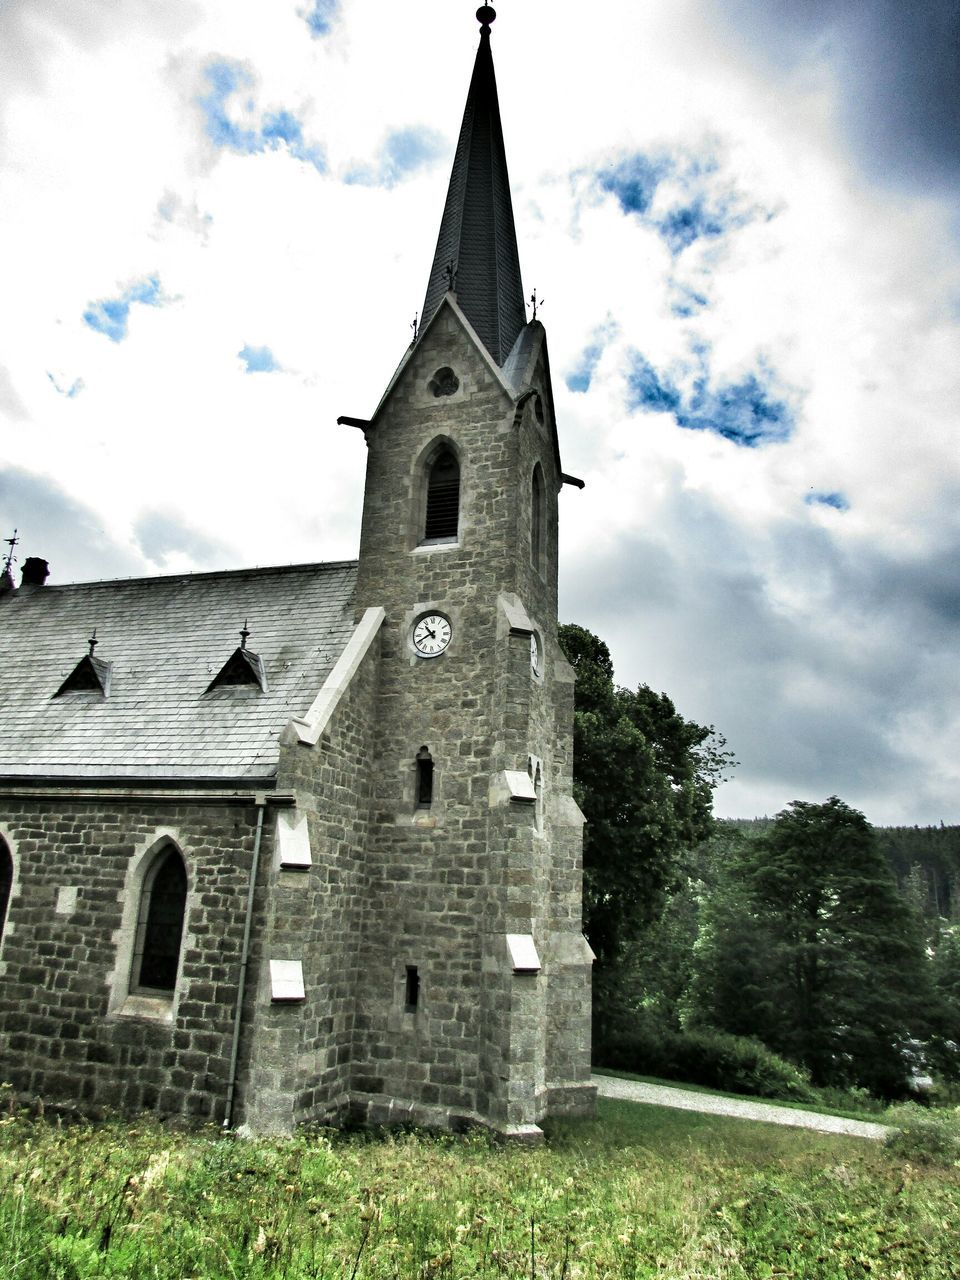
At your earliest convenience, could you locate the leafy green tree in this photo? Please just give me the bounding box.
[558,624,733,1045]
[690,797,932,1095]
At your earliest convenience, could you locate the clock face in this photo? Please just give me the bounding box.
[530,633,541,674]
[413,613,452,658]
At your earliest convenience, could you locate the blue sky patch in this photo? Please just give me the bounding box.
[565,320,619,393]
[47,372,84,398]
[627,349,794,447]
[598,149,761,256]
[83,276,164,343]
[238,344,281,374]
[670,282,709,317]
[598,154,668,216]
[806,491,850,511]
[345,126,446,188]
[303,0,339,37]
[199,60,326,172]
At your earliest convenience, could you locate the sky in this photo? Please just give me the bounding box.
[1,0,959,827]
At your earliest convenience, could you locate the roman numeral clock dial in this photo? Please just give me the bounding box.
[412,613,452,658]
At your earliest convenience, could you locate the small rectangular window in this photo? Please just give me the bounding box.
[416,748,434,807]
[404,965,420,1012]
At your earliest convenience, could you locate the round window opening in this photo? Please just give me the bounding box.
[429,367,460,398]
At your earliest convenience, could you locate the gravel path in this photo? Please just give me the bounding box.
[593,1074,893,1141]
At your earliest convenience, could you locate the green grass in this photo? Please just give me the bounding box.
[1,1099,958,1279]
[592,1066,894,1124]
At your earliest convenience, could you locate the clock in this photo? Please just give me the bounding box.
[413,613,452,658]
[530,633,541,675]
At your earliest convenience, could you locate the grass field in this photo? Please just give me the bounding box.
[1,1097,958,1278]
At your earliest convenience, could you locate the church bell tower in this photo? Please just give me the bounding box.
[348,4,595,1137]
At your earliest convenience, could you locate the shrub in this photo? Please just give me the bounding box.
[884,1103,960,1165]
[601,1024,817,1102]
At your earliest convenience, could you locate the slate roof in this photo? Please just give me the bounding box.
[419,9,525,367]
[0,561,358,781]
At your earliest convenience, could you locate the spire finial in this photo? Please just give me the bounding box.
[477,4,496,29]
[240,619,250,650]
[88,627,98,657]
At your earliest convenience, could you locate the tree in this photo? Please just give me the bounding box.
[558,624,734,1043]
[690,798,932,1095]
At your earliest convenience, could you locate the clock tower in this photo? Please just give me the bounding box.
[347,4,594,1137]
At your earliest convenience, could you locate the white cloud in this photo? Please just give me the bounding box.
[0,0,958,824]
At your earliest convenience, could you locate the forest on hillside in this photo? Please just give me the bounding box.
[559,623,960,1101]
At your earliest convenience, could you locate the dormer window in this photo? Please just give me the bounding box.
[424,449,460,542]
[54,629,111,698]
[205,622,266,694]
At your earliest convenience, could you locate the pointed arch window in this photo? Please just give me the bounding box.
[531,462,545,574]
[424,449,460,542]
[130,844,187,994]
[0,839,12,945]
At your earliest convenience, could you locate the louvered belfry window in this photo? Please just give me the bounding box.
[424,449,460,541]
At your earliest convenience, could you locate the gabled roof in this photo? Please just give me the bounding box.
[419,6,525,367]
[0,562,358,781]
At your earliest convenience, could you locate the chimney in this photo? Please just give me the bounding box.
[21,557,50,587]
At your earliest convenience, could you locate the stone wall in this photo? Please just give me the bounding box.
[349,306,594,1132]
[237,621,382,1132]
[0,795,261,1123]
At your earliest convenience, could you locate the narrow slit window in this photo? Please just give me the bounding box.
[416,746,434,808]
[424,449,460,541]
[0,840,12,943]
[404,965,420,1012]
[131,846,187,994]
[531,463,545,573]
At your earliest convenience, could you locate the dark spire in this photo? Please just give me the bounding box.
[420,5,526,367]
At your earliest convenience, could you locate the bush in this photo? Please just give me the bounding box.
[884,1103,960,1165]
[601,1024,817,1102]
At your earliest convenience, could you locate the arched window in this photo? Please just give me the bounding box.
[531,463,545,574]
[0,839,12,944]
[424,449,460,542]
[130,844,187,993]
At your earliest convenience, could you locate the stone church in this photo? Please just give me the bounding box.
[0,6,595,1138]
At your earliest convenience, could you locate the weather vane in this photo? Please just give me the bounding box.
[410,312,419,343]
[3,528,18,577]
[529,289,544,320]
